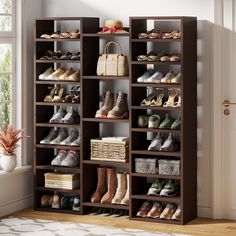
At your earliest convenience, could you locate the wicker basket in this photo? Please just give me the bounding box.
[90,138,129,162]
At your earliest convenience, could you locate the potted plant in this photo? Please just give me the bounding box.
[0,125,28,172]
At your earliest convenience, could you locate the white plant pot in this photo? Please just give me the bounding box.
[1,155,17,172]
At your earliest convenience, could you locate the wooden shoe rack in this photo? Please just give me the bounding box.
[34,17,197,224]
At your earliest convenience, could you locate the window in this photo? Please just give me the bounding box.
[0,0,15,128]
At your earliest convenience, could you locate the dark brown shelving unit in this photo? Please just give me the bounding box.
[34,17,99,215]
[129,16,197,225]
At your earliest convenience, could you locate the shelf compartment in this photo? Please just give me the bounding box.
[83,118,129,123]
[36,81,80,85]
[36,102,80,106]
[131,128,180,134]
[36,165,80,173]
[83,160,129,168]
[83,75,129,80]
[131,38,181,42]
[35,123,80,128]
[83,31,129,37]
[131,172,180,180]
[35,38,80,42]
[36,59,80,63]
[131,150,181,157]
[131,83,181,88]
[131,61,181,65]
[36,186,80,194]
[130,216,181,225]
[131,194,180,203]
[35,207,80,215]
[131,106,181,111]
[36,144,80,150]
[82,202,129,210]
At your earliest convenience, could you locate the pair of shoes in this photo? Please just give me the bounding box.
[49,107,80,124]
[137,69,164,83]
[163,88,181,107]
[95,91,128,119]
[140,88,164,106]
[91,167,129,205]
[39,67,80,81]
[89,207,129,217]
[44,85,65,102]
[51,150,79,167]
[137,51,165,62]
[62,86,80,103]
[147,179,180,197]
[160,53,181,62]
[137,29,181,39]
[40,128,80,146]
[160,204,181,220]
[40,29,80,39]
[162,30,181,39]
[40,50,80,60]
[161,71,181,84]
[148,133,180,152]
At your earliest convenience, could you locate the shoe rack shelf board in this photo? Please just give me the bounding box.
[34,17,99,215]
[33,16,197,225]
[129,16,197,225]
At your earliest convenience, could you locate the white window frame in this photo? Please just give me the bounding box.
[0,0,16,127]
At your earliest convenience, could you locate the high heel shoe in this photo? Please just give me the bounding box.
[163,88,177,107]
[52,87,64,102]
[140,88,156,106]
[173,89,181,107]
[44,86,56,102]
[150,88,164,106]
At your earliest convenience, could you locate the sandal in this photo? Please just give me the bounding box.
[150,88,164,106]
[171,30,181,39]
[163,89,177,107]
[140,88,156,106]
[44,86,56,102]
[52,87,64,102]
[173,89,181,107]
[149,29,161,39]
[162,32,173,39]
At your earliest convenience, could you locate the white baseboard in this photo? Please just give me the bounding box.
[0,194,33,217]
[197,205,211,218]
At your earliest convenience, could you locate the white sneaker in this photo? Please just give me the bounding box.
[61,150,80,167]
[40,128,59,144]
[50,128,68,145]
[71,136,80,146]
[51,150,67,165]
[39,67,54,80]
[49,107,67,123]
[60,129,79,145]
[146,71,163,83]
[47,68,65,80]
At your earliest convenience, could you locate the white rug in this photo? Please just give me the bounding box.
[0,217,188,236]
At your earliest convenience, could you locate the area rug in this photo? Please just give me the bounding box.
[0,217,188,236]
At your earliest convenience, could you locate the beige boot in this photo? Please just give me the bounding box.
[111,173,127,204]
[121,173,129,205]
[91,167,107,203]
[107,91,128,119]
[101,168,116,204]
[95,91,114,118]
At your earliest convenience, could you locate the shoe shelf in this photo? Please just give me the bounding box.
[35,207,80,215]
[83,118,129,123]
[36,186,80,194]
[35,123,80,128]
[83,75,130,80]
[131,194,180,203]
[36,81,80,85]
[35,144,80,150]
[130,173,180,180]
[131,128,180,134]
[36,102,79,107]
[83,160,129,168]
[130,16,196,225]
[35,38,80,42]
[36,165,80,173]
[82,202,129,210]
[35,59,80,64]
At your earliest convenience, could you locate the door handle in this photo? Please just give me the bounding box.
[223,100,236,107]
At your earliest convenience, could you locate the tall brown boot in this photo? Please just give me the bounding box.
[101,168,116,204]
[91,167,107,203]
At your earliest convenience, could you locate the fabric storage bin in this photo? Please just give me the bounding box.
[90,137,129,162]
[135,158,158,174]
[158,160,180,176]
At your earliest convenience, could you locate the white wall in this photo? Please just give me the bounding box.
[40,0,214,218]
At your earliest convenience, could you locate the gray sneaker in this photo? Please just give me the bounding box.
[160,133,175,152]
[50,128,68,145]
[40,128,59,144]
[70,136,80,146]
[51,150,67,165]
[49,107,67,123]
[61,150,80,167]
[148,133,163,151]
[61,107,80,124]
[60,129,79,145]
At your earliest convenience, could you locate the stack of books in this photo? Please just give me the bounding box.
[44,173,80,190]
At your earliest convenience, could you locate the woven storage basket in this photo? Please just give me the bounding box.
[90,138,129,162]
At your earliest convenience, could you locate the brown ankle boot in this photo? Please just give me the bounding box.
[107,91,128,119]
[95,91,114,118]
[91,167,107,203]
[101,168,116,204]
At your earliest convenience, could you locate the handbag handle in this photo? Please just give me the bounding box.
[104,41,122,55]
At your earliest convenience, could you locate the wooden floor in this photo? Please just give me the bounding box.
[6,208,236,236]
